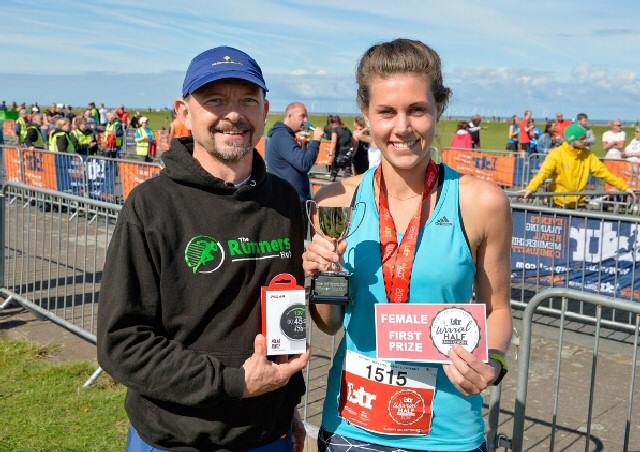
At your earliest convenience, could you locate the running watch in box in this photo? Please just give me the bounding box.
[261,273,307,355]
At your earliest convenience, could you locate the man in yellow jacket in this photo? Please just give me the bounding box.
[521,124,636,208]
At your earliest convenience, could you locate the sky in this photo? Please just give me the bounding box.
[2,0,640,122]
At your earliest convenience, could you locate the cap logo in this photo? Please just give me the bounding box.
[212,55,244,67]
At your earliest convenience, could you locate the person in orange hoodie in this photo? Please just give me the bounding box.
[169,109,191,140]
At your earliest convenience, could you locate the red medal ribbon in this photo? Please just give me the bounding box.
[376,160,438,303]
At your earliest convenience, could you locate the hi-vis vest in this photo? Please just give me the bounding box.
[25,125,44,147]
[49,130,75,152]
[17,117,28,143]
[136,127,153,156]
[105,119,123,147]
[72,129,94,147]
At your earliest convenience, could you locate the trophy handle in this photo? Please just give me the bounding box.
[342,201,367,241]
[305,200,326,238]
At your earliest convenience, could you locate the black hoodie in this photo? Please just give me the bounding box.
[97,138,306,451]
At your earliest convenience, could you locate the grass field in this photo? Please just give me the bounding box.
[0,336,128,450]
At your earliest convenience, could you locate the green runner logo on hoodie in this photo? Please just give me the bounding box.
[185,235,225,274]
[185,234,292,274]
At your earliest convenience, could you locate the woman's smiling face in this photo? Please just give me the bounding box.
[363,73,440,171]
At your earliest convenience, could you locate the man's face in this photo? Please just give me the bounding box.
[287,105,308,132]
[612,121,622,131]
[578,117,588,127]
[178,79,269,162]
[556,114,563,123]
[572,137,588,149]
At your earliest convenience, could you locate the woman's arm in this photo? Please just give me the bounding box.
[444,176,513,395]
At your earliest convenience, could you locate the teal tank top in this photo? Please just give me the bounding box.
[321,164,485,450]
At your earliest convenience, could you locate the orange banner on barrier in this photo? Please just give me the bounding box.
[3,147,22,183]
[155,130,170,151]
[256,136,266,158]
[22,150,58,190]
[604,159,638,190]
[118,161,162,200]
[3,120,16,139]
[441,148,517,187]
[316,141,333,166]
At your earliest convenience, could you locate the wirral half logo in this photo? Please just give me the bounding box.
[185,235,225,274]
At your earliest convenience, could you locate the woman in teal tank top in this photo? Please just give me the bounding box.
[303,39,514,451]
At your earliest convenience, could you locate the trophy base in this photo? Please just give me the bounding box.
[309,270,351,305]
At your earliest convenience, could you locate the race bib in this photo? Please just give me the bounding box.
[339,351,437,435]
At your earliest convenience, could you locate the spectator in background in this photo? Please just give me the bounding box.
[130,111,141,129]
[83,109,97,131]
[0,101,5,145]
[555,112,571,138]
[468,114,482,148]
[134,116,154,162]
[506,114,519,151]
[577,113,595,148]
[16,108,28,144]
[49,117,77,152]
[536,121,562,154]
[329,115,355,181]
[519,110,534,154]
[623,127,640,162]
[64,105,76,128]
[88,102,100,128]
[99,103,108,126]
[104,111,124,158]
[23,113,45,148]
[168,110,191,140]
[529,119,542,153]
[71,116,98,158]
[322,114,334,140]
[521,124,635,208]
[47,103,62,121]
[450,120,473,148]
[603,119,626,159]
[351,116,371,175]
[266,101,323,230]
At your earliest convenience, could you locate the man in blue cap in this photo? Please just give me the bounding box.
[98,46,310,451]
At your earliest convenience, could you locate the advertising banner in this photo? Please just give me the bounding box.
[22,150,57,190]
[86,158,117,202]
[441,149,525,188]
[54,154,84,195]
[119,161,162,200]
[511,208,640,302]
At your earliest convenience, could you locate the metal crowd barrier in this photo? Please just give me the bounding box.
[0,183,121,386]
[1,145,163,205]
[507,288,640,451]
[507,196,640,330]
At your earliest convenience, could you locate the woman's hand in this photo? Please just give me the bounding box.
[442,345,498,396]
[302,233,347,277]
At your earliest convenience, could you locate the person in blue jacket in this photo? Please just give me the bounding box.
[266,102,324,233]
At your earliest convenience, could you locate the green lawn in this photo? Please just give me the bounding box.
[0,336,128,451]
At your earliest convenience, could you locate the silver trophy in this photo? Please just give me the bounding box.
[306,201,366,304]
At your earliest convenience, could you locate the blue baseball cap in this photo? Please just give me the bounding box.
[182,46,268,98]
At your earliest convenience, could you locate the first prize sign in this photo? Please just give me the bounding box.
[375,303,488,363]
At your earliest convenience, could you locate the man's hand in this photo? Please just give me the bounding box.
[291,409,306,452]
[628,189,637,200]
[312,127,324,141]
[518,189,532,199]
[242,335,310,398]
